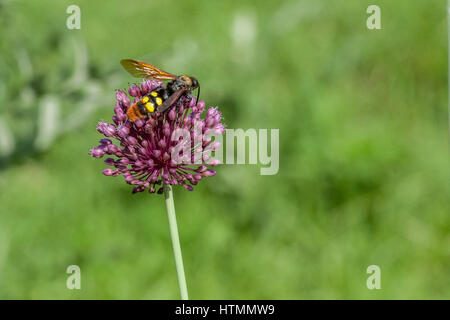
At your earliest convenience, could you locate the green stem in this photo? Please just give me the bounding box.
[163,183,189,300]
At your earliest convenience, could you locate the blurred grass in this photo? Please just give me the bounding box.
[0,0,449,299]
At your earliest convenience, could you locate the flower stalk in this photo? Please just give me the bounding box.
[163,183,189,300]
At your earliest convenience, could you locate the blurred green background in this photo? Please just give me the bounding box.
[0,0,449,299]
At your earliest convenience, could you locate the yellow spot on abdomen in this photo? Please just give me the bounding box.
[141,96,149,103]
[145,102,155,112]
[155,97,162,106]
[151,91,158,97]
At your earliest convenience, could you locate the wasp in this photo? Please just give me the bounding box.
[120,59,200,121]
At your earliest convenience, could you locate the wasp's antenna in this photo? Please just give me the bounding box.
[195,85,200,104]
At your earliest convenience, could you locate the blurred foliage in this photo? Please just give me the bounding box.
[0,0,449,299]
[0,1,120,166]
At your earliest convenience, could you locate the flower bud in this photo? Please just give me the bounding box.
[168,109,176,121]
[134,119,145,128]
[97,122,116,137]
[197,100,205,111]
[90,147,105,158]
[117,125,130,137]
[141,80,153,94]
[103,168,118,176]
[211,141,221,151]
[153,149,161,158]
[208,159,221,166]
[127,136,138,146]
[202,169,216,177]
[116,90,130,107]
[104,158,115,166]
[128,84,141,97]
[119,158,130,165]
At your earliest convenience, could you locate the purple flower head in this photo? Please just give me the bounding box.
[89,80,225,194]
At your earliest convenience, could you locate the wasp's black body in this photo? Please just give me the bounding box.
[120,59,200,121]
[128,75,200,121]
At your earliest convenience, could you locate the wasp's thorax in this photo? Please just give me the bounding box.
[171,75,199,91]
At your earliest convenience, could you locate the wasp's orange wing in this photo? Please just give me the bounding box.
[120,59,177,80]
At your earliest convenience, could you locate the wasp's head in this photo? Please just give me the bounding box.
[190,76,199,89]
[176,75,200,102]
[177,75,199,90]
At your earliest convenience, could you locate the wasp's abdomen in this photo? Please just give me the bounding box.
[148,90,164,109]
[127,104,145,122]
[126,87,166,121]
